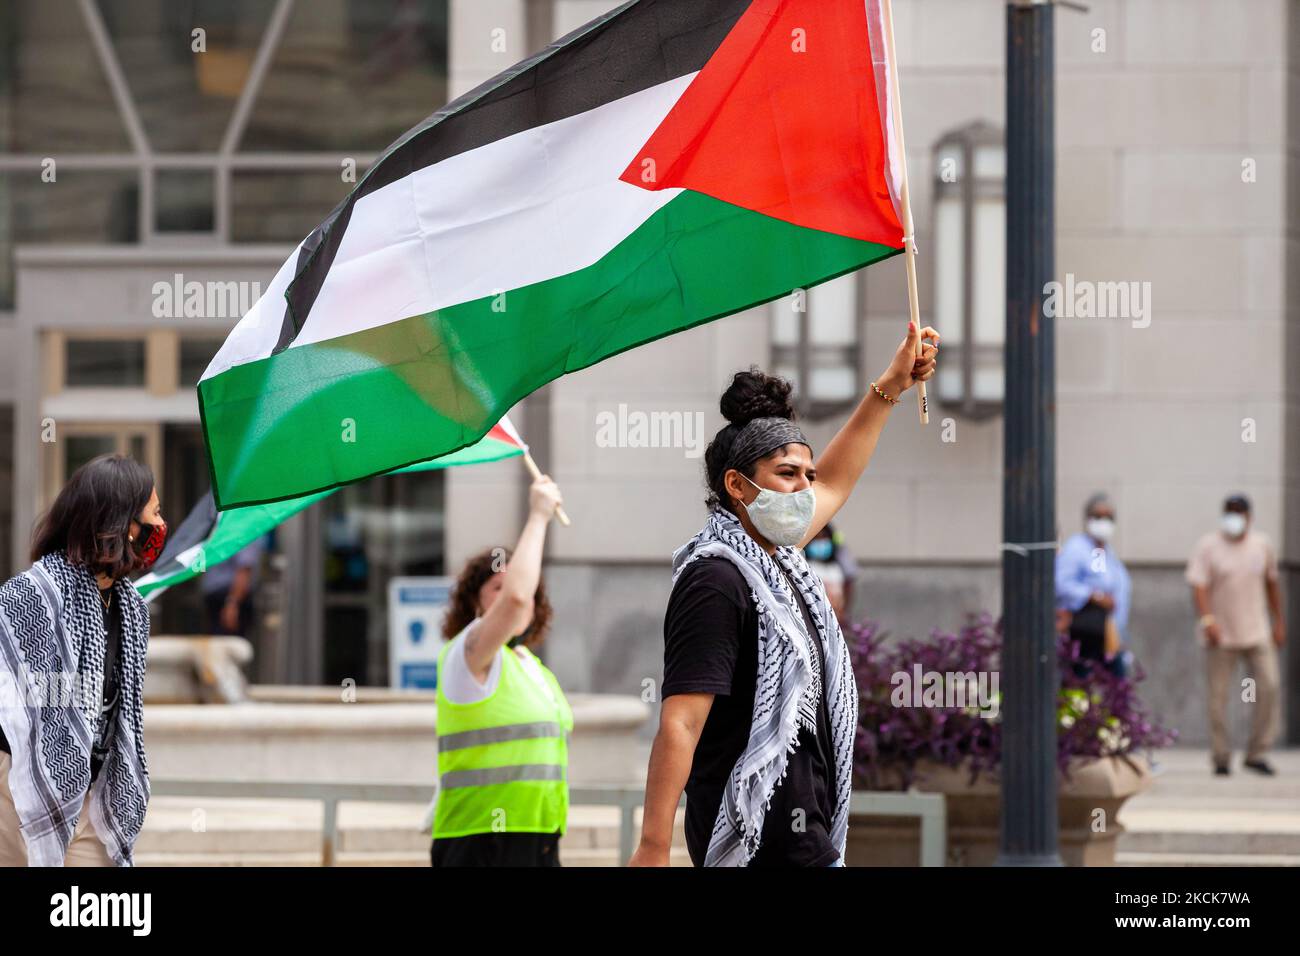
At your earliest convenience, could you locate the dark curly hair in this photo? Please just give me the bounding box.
[703,366,800,514]
[441,546,553,648]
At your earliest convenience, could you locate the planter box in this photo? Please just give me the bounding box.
[845,755,1152,866]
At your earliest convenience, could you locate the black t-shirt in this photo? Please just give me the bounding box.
[0,585,121,775]
[662,555,840,867]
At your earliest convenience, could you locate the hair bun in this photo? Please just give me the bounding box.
[719,367,796,427]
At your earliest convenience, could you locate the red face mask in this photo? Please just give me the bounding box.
[132,519,168,572]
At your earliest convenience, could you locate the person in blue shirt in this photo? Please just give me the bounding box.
[1055,493,1133,677]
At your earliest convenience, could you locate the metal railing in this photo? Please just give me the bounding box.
[150,779,433,867]
[149,780,946,866]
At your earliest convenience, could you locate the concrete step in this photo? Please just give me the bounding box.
[1116,807,1300,856]
[1107,749,1300,863]
[1119,832,1300,855]
[1116,851,1300,867]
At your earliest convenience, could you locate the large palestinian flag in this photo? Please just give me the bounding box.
[199,0,907,510]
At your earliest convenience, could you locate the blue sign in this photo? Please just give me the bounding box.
[388,576,452,689]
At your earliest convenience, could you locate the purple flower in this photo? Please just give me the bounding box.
[846,614,1177,791]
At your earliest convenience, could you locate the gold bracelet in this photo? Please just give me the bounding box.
[870,380,900,406]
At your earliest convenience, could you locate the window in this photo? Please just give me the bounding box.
[0,170,139,309]
[0,2,133,154]
[231,169,353,243]
[156,169,216,234]
[46,426,159,505]
[96,0,277,153]
[179,336,228,386]
[241,0,450,153]
[65,338,146,387]
[64,435,119,482]
[323,470,446,686]
[0,0,451,261]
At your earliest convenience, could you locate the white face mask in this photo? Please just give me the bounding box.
[1086,517,1115,543]
[739,473,816,547]
[1221,512,1248,538]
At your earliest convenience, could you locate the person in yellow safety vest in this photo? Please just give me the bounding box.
[430,475,573,867]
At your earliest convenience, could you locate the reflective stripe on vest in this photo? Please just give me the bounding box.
[440,763,566,790]
[438,721,565,754]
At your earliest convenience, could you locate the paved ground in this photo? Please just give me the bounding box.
[1116,747,1300,865]
[132,746,1299,866]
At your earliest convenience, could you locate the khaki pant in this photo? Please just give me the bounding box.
[0,751,113,867]
[1206,641,1281,766]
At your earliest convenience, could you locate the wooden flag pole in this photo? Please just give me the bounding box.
[522,450,572,527]
[880,0,928,424]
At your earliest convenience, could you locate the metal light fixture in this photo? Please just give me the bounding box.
[932,120,1005,418]
[771,270,861,419]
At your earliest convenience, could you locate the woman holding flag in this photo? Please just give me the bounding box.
[632,321,938,867]
[429,474,572,866]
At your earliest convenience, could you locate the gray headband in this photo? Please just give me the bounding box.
[726,417,812,473]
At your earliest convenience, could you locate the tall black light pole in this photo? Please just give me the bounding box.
[997,0,1062,867]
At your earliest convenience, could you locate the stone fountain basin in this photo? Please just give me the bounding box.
[142,690,652,786]
[141,636,653,787]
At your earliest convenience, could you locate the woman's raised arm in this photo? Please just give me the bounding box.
[463,476,563,676]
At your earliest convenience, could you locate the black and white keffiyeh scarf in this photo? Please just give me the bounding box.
[672,507,858,867]
[0,551,151,866]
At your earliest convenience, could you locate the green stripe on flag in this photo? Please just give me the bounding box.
[137,433,521,598]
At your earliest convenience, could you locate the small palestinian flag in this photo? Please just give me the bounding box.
[199,0,906,510]
[137,418,525,600]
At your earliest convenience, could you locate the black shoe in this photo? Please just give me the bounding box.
[1243,758,1276,776]
[1213,762,1230,776]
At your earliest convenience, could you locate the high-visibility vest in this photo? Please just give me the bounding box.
[433,638,574,839]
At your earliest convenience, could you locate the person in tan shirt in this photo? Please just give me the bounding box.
[1185,494,1285,776]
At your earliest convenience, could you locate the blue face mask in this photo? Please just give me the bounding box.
[805,538,834,562]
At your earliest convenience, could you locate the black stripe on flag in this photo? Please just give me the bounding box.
[273,0,753,356]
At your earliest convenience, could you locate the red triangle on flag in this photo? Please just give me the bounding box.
[620,0,903,248]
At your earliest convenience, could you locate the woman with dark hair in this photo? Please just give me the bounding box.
[0,453,166,866]
[631,322,938,867]
[428,474,570,866]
